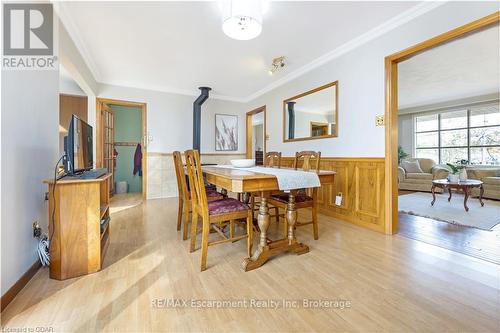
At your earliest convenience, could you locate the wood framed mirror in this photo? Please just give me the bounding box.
[283,81,338,142]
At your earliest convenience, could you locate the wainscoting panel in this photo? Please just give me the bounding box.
[282,157,386,233]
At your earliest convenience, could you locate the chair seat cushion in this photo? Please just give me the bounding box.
[270,193,313,203]
[208,198,249,215]
[188,189,223,199]
[406,173,433,180]
[206,189,223,198]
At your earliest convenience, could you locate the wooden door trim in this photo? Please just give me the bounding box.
[245,105,266,159]
[96,97,148,199]
[384,11,499,234]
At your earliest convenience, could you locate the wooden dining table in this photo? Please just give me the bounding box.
[202,166,335,271]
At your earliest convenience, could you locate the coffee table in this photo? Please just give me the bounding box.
[431,179,484,212]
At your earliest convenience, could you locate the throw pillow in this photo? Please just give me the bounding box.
[401,160,423,173]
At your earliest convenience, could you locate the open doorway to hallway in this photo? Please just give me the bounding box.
[96,99,147,198]
[387,14,500,264]
[246,106,266,165]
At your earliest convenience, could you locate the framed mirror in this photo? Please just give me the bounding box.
[283,81,338,142]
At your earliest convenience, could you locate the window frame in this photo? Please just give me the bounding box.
[414,102,500,165]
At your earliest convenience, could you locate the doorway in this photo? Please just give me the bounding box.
[246,106,266,165]
[385,11,499,233]
[385,12,499,262]
[96,98,147,199]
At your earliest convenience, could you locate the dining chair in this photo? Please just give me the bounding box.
[172,151,224,240]
[267,151,321,240]
[185,149,253,271]
[264,151,282,168]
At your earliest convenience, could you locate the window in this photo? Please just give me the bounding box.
[414,103,500,165]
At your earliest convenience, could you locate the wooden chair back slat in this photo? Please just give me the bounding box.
[264,151,282,168]
[294,151,321,172]
[184,150,208,213]
[173,151,190,201]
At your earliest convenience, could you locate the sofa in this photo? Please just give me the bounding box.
[467,168,500,200]
[398,158,449,192]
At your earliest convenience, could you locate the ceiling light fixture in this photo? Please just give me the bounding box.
[220,0,267,41]
[268,56,286,75]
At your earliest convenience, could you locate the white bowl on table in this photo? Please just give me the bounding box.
[230,159,255,168]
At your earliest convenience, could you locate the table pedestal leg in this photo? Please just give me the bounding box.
[242,191,309,271]
[286,194,297,245]
[242,193,271,271]
[286,193,309,255]
[431,185,437,206]
[463,188,470,212]
[479,185,485,207]
[448,188,452,202]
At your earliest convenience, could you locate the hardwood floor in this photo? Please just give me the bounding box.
[398,191,500,265]
[1,193,499,332]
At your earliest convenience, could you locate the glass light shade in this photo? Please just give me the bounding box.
[221,0,263,40]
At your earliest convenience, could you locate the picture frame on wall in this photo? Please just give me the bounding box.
[215,114,238,151]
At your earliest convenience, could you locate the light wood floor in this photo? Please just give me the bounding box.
[398,191,500,265]
[2,193,499,332]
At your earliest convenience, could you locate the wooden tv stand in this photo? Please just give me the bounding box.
[44,174,111,280]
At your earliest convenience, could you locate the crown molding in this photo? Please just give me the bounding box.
[55,2,102,82]
[243,1,447,102]
[56,1,446,104]
[99,80,246,103]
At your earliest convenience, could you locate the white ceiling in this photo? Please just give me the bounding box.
[398,23,500,110]
[58,1,425,101]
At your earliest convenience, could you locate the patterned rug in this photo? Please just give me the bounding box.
[398,192,500,230]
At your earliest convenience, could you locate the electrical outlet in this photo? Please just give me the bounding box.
[33,221,42,238]
[375,115,385,126]
[335,192,343,206]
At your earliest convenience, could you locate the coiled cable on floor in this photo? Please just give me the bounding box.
[37,233,50,266]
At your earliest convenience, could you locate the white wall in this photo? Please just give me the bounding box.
[59,73,86,96]
[58,23,98,96]
[253,124,264,152]
[201,98,246,154]
[398,114,414,157]
[98,84,247,154]
[59,21,99,164]
[243,2,499,157]
[293,111,333,138]
[1,70,59,295]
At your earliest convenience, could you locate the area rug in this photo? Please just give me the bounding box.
[398,192,500,230]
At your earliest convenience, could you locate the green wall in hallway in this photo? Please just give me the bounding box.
[111,105,142,193]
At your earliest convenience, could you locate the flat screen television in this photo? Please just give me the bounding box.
[64,115,93,175]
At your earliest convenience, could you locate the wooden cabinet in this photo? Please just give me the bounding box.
[44,174,111,280]
[255,150,263,166]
